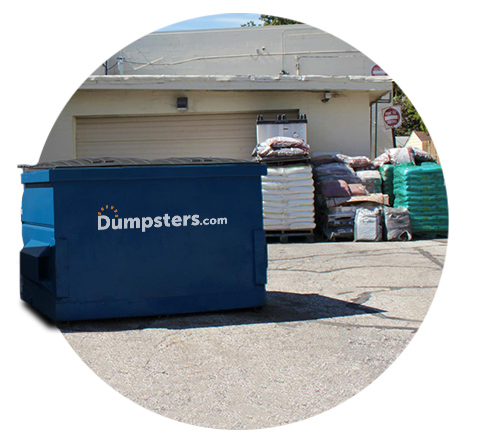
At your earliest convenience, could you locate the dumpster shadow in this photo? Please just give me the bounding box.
[59,291,386,334]
[21,301,58,329]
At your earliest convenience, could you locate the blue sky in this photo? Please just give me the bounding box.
[157,13,263,32]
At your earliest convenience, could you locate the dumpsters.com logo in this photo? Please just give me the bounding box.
[97,205,227,232]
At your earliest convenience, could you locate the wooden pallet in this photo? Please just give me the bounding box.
[266,229,316,243]
[258,157,311,166]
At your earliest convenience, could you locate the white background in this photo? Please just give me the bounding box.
[1,1,478,440]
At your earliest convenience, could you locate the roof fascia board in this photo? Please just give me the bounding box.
[81,74,392,92]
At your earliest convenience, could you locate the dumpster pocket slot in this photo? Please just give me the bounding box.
[20,244,51,285]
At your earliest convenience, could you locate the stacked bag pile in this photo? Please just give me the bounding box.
[312,153,388,240]
[256,139,447,239]
[312,156,361,240]
[352,168,388,242]
[253,136,316,232]
[373,145,447,237]
[392,163,448,236]
[262,165,316,230]
[375,147,435,209]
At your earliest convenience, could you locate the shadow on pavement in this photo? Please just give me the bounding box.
[58,291,386,334]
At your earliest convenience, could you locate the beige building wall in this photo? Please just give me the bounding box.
[40,89,371,162]
[39,24,391,163]
[94,24,375,78]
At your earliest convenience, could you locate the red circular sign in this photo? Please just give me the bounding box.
[383,107,401,128]
[371,64,386,76]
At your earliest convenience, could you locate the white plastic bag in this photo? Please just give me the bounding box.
[354,207,383,241]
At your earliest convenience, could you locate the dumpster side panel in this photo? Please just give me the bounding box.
[20,178,57,319]
[49,166,266,321]
[21,186,55,227]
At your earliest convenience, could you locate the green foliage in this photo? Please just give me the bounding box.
[241,15,301,27]
[258,15,302,26]
[393,82,428,135]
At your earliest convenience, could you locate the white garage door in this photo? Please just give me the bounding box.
[76,111,298,160]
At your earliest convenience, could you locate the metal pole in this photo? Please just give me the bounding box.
[374,102,378,157]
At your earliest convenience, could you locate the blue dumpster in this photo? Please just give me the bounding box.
[20,157,268,321]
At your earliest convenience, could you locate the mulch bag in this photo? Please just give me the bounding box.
[373,147,416,167]
[335,154,373,170]
[252,136,310,160]
[373,151,391,168]
[355,170,382,194]
[313,162,360,184]
[320,180,351,198]
[263,137,309,149]
[310,151,341,167]
[354,207,383,241]
[412,148,435,164]
[383,207,412,241]
[394,147,416,165]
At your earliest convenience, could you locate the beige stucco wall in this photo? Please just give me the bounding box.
[40,89,371,162]
[40,25,391,163]
[94,24,376,78]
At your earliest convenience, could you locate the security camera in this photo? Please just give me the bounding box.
[321,91,332,103]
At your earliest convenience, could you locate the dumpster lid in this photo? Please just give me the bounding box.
[19,157,257,171]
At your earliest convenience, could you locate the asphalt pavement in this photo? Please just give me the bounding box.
[59,238,447,430]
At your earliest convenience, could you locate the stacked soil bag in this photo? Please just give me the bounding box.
[262,165,316,230]
[383,207,412,241]
[252,136,310,162]
[313,161,363,240]
[393,163,448,235]
[373,146,435,168]
[312,152,393,240]
[355,170,382,194]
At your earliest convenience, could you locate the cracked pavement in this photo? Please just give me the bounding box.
[60,238,447,430]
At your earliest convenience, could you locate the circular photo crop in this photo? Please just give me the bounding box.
[19,13,447,430]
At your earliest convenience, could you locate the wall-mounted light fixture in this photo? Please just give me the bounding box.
[177,97,188,110]
[321,91,332,103]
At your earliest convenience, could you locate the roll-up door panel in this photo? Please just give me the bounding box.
[76,111,298,159]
